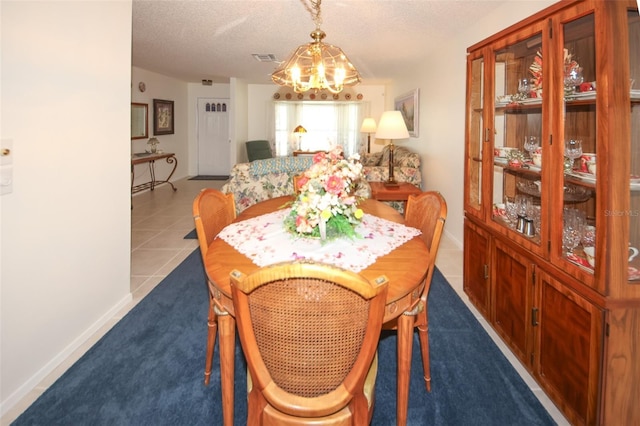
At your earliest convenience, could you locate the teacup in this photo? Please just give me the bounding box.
[532,153,542,167]
[580,153,596,173]
[583,246,595,268]
[630,246,639,262]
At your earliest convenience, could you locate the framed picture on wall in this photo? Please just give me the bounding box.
[394,89,419,137]
[153,99,174,135]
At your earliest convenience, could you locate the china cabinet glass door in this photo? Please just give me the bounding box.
[559,13,597,274]
[491,29,545,249]
[465,53,485,219]
[629,9,639,283]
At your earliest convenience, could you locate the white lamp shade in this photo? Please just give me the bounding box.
[360,117,377,133]
[375,111,409,140]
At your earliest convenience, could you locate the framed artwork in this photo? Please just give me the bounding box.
[394,89,419,137]
[153,99,174,135]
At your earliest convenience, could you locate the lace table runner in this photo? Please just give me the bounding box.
[217,208,421,272]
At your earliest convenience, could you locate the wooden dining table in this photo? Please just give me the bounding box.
[204,195,429,426]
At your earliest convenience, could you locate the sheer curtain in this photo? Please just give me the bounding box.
[273,101,369,158]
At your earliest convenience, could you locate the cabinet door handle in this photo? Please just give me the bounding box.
[531,307,539,326]
[483,264,489,280]
[485,128,491,142]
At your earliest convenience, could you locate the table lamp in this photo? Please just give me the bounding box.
[375,111,409,187]
[360,118,377,153]
[293,125,307,150]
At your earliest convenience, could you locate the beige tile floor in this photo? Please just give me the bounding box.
[1,177,568,425]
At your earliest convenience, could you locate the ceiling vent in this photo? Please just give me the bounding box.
[252,53,277,62]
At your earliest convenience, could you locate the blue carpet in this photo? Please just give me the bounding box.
[184,229,197,239]
[12,250,556,425]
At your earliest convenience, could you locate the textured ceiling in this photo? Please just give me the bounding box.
[132,0,506,85]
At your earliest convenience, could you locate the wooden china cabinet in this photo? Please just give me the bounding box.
[463,1,640,424]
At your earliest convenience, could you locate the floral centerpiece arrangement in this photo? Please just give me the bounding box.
[284,147,364,240]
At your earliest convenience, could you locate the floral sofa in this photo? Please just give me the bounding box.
[222,146,421,214]
[222,156,372,214]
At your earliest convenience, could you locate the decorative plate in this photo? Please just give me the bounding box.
[566,91,596,100]
[567,170,596,184]
[273,93,280,99]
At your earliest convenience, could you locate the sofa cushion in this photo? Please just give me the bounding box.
[379,146,418,168]
[361,152,383,167]
[249,156,313,176]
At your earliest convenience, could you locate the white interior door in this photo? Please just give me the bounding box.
[197,98,230,176]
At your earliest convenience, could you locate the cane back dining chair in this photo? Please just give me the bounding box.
[192,188,236,385]
[230,262,389,425]
[382,191,447,392]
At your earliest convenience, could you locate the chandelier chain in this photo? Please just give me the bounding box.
[300,0,323,29]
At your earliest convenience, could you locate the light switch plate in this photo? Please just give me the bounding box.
[1,164,13,195]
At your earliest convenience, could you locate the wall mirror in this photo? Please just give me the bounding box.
[131,102,148,139]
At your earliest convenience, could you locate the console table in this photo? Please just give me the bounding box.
[131,152,177,194]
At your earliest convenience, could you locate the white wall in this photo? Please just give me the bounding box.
[1,1,133,414]
[131,67,189,186]
[231,79,250,164]
[388,0,556,248]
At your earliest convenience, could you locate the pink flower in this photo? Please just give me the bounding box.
[296,176,309,189]
[324,175,344,195]
[312,152,325,163]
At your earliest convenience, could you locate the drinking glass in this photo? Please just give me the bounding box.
[518,78,531,99]
[515,194,529,218]
[563,208,585,254]
[504,197,518,227]
[564,67,584,93]
[564,139,583,170]
[524,136,539,158]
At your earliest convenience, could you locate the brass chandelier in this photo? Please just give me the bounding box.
[271,0,361,94]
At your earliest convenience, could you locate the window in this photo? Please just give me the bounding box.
[273,101,368,158]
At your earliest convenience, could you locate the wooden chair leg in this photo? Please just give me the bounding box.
[397,313,414,425]
[417,308,431,392]
[218,314,236,426]
[204,297,217,385]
